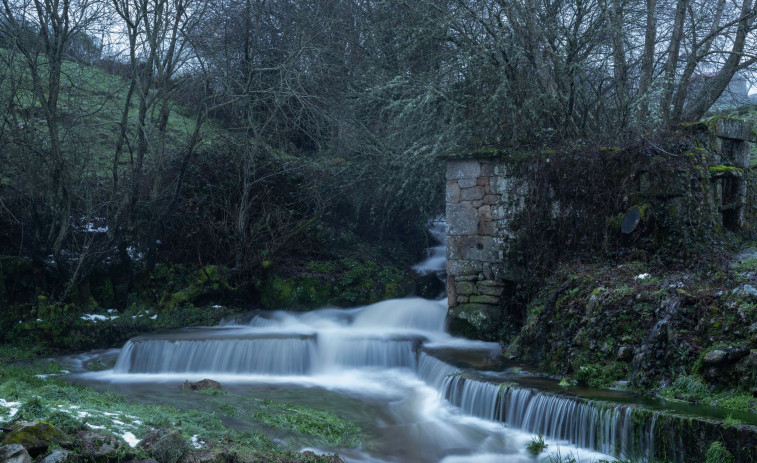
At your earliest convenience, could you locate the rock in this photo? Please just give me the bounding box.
[40,450,70,463]
[300,451,344,463]
[139,429,187,463]
[415,273,444,299]
[180,450,223,463]
[3,422,72,457]
[77,430,130,463]
[617,346,634,362]
[732,284,757,300]
[0,445,31,463]
[703,350,728,365]
[181,379,222,391]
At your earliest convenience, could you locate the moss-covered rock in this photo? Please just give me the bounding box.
[3,422,73,457]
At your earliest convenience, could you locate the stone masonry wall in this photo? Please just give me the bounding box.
[445,160,526,333]
[446,119,754,338]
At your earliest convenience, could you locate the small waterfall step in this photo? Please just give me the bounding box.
[417,352,757,463]
[114,330,428,375]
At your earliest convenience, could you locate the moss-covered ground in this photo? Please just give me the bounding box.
[0,346,359,462]
[508,242,757,416]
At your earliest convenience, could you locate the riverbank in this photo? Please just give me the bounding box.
[505,241,757,420]
[0,346,355,463]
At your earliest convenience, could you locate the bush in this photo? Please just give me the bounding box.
[705,441,734,463]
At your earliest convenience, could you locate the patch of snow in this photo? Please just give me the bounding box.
[112,419,124,425]
[81,314,119,322]
[212,305,223,308]
[149,315,157,320]
[86,424,106,430]
[191,435,204,449]
[68,405,80,409]
[634,273,650,280]
[36,318,43,322]
[107,309,118,314]
[77,411,90,418]
[122,432,140,448]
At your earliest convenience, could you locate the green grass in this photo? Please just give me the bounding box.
[0,355,362,460]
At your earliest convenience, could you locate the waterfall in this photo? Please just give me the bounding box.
[416,353,658,460]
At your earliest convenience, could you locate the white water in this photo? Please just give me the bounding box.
[79,222,625,462]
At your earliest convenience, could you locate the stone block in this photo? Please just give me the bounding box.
[477,284,505,296]
[448,235,500,263]
[478,280,506,286]
[446,180,461,203]
[455,281,477,295]
[476,177,490,187]
[483,194,501,205]
[458,178,478,188]
[717,118,753,141]
[478,220,495,236]
[461,186,485,201]
[447,275,457,307]
[481,163,496,176]
[447,160,481,180]
[447,259,481,275]
[478,205,492,221]
[456,296,469,304]
[470,294,500,304]
[449,303,502,331]
[446,202,478,235]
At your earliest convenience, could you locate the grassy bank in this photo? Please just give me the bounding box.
[0,346,360,462]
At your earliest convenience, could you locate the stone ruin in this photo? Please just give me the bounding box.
[445,119,755,336]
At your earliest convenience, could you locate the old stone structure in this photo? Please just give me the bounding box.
[445,158,528,333]
[445,119,755,336]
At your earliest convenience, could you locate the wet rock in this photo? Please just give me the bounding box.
[703,349,728,365]
[180,450,223,463]
[0,445,31,463]
[40,450,70,463]
[139,429,187,463]
[181,380,222,391]
[300,451,344,463]
[77,430,130,463]
[415,273,444,299]
[617,346,634,362]
[3,422,72,457]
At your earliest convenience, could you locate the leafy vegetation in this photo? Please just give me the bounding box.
[526,434,548,456]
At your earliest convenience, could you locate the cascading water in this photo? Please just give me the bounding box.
[78,219,670,462]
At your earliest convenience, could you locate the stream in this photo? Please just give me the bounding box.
[60,221,757,463]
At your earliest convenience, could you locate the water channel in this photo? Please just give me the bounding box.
[61,221,757,462]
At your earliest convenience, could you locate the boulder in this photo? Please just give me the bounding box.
[2,422,72,457]
[139,429,187,463]
[181,380,222,391]
[0,445,31,463]
[77,430,130,463]
[40,450,70,463]
[703,349,728,365]
[180,450,224,463]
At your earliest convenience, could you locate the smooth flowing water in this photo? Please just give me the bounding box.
[67,220,732,462]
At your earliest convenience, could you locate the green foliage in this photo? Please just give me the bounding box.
[526,434,548,456]
[663,375,711,403]
[704,441,734,463]
[253,400,361,448]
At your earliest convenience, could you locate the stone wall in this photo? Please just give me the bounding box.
[445,160,527,334]
[445,119,755,338]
